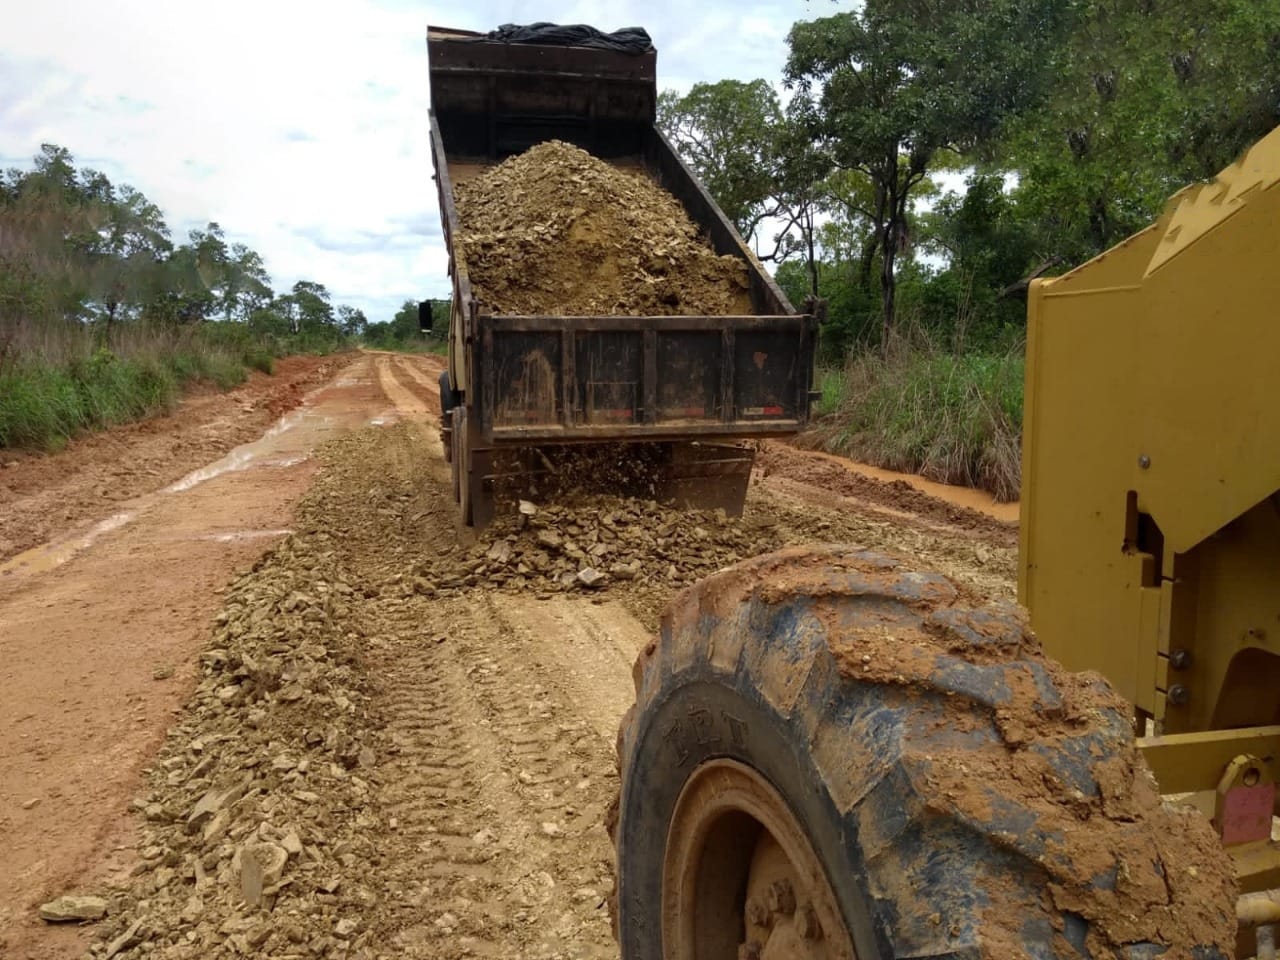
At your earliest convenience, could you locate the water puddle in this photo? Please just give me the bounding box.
[0,512,137,578]
[1,402,326,581]
[188,529,294,544]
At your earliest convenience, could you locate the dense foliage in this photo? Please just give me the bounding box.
[0,145,363,448]
[364,298,449,352]
[661,1,1280,495]
[661,0,1280,357]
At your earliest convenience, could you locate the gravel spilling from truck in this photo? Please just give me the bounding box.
[454,140,754,316]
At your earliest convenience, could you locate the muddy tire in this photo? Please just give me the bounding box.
[612,546,1235,960]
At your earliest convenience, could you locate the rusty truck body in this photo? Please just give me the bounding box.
[426,25,818,527]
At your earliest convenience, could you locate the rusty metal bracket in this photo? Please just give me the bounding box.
[1216,755,1277,845]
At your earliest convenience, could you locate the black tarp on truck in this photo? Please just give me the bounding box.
[427,24,818,527]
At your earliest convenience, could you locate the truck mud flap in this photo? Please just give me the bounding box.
[657,442,754,516]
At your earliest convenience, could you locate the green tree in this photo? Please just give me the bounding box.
[785,0,1072,347]
[1004,0,1280,261]
[92,184,172,328]
[287,280,334,333]
[222,243,272,321]
[658,80,785,244]
[337,304,368,338]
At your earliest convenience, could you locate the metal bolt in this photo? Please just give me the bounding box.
[766,880,796,916]
[1168,684,1191,706]
[796,903,824,941]
[746,898,769,928]
[1169,648,1192,671]
[1138,454,1151,469]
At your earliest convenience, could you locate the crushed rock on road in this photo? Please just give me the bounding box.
[83,411,1017,959]
[0,351,1025,959]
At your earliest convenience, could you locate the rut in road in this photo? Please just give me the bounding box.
[368,590,618,958]
[320,420,621,958]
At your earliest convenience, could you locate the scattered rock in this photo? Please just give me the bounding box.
[186,780,245,834]
[576,567,606,588]
[239,842,288,907]
[104,918,144,958]
[21,797,39,810]
[334,917,359,939]
[39,894,108,922]
[152,664,174,680]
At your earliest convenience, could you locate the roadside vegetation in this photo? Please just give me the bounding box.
[363,298,450,356]
[661,1,1280,498]
[808,336,1024,502]
[0,146,364,450]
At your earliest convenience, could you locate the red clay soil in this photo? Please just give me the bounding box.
[0,353,444,959]
[757,440,1019,548]
[0,355,345,562]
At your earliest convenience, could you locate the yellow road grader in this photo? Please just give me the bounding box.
[610,117,1280,960]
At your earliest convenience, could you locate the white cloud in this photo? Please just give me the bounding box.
[0,0,812,323]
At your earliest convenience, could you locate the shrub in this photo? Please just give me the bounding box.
[809,336,1024,501]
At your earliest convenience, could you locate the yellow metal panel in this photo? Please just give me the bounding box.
[1137,726,1280,794]
[1135,178,1280,553]
[1147,131,1280,276]
[1020,278,1147,703]
[1231,840,1280,895]
[1022,124,1280,726]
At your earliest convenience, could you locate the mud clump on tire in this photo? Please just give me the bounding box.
[454,140,753,316]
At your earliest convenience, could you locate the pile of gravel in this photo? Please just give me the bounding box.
[455,140,752,317]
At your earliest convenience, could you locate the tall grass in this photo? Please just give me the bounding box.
[809,333,1024,502]
[0,321,299,450]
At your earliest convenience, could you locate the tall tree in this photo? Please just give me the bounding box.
[288,280,334,333]
[785,0,1072,347]
[223,243,272,321]
[337,304,368,338]
[1004,0,1280,261]
[658,80,785,246]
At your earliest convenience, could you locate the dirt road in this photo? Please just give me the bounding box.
[0,352,1016,959]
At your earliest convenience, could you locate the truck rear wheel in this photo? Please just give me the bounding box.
[612,546,1236,960]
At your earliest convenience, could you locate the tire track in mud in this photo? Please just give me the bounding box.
[365,592,619,959]
[325,419,619,958]
[391,354,446,401]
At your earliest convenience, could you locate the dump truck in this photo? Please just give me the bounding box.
[611,127,1280,956]
[426,24,818,528]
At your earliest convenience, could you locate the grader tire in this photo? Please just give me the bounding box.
[612,546,1236,960]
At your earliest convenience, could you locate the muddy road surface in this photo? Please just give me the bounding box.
[0,352,1016,959]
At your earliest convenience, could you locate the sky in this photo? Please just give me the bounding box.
[0,1,823,324]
